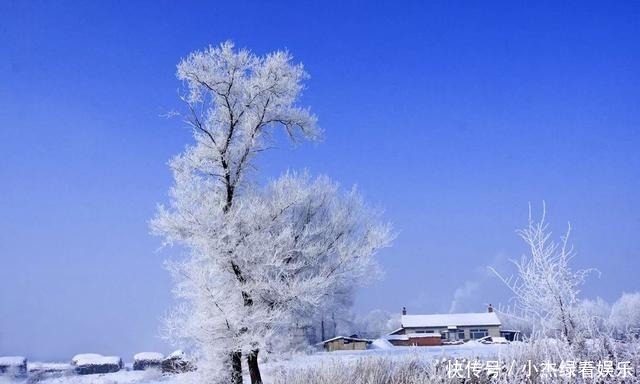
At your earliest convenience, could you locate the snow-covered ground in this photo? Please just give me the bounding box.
[268,340,508,368]
[0,342,509,384]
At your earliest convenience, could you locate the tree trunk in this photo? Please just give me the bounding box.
[331,312,336,338]
[230,351,242,384]
[247,350,262,384]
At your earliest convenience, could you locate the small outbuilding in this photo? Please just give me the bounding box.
[500,329,522,342]
[386,332,442,346]
[133,352,164,370]
[71,353,123,375]
[0,356,27,377]
[321,335,372,352]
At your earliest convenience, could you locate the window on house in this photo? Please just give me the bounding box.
[469,329,489,339]
[440,332,447,339]
[457,329,465,340]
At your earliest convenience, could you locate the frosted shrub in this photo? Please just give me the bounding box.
[271,357,433,384]
[271,339,640,384]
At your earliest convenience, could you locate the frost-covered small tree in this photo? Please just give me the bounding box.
[152,42,392,384]
[609,292,640,338]
[577,297,611,335]
[490,204,595,344]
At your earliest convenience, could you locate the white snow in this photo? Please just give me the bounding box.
[401,312,501,328]
[371,338,394,349]
[12,369,173,384]
[0,343,510,384]
[71,354,121,366]
[386,333,440,340]
[386,334,409,341]
[405,333,441,338]
[166,350,185,359]
[321,336,370,343]
[28,362,72,372]
[134,352,164,362]
[70,354,100,365]
[0,356,25,366]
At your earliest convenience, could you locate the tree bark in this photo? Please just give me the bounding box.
[247,349,262,384]
[230,351,243,384]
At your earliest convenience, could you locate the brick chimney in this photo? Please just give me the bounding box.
[402,307,407,315]
[488,304,494,313]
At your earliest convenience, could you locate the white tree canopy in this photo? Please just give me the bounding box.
[151,42,392,381]
[609,292,640,333]
[155,173,391,357]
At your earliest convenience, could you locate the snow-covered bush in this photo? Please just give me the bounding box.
[270,340,640,384]
[161,350,196,374]
[271,356,435,384]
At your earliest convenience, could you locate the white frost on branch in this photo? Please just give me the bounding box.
[151,42,392,382]
[489,203,596,343]
[609,292,640,335]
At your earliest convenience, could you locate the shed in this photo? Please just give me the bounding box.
[322,336,372,351]
[0,356,27,377]
[133,352,164,370]
[386,333,442,346]
[71,353,123,375]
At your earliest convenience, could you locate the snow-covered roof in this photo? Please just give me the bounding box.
[71,353,100,365]
[134,352,164,362]
[321,336,372,344]
[386,333,441,341]
[167,350,185,359]
[0,356,26,366]
[385,334,410,341]
[401,312,501,328]
[406,333,441,338]
[71,354,121,366]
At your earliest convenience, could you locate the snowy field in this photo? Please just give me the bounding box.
[0,342,509,384]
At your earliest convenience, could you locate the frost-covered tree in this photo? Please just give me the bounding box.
[307,290,355,344]
[577,297,611,335]
[152,42,392,384]
[609,292,640,337]
[490,204,595,344]
[350,309,401,339]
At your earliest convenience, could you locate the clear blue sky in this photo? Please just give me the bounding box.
[1,1,638,361]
